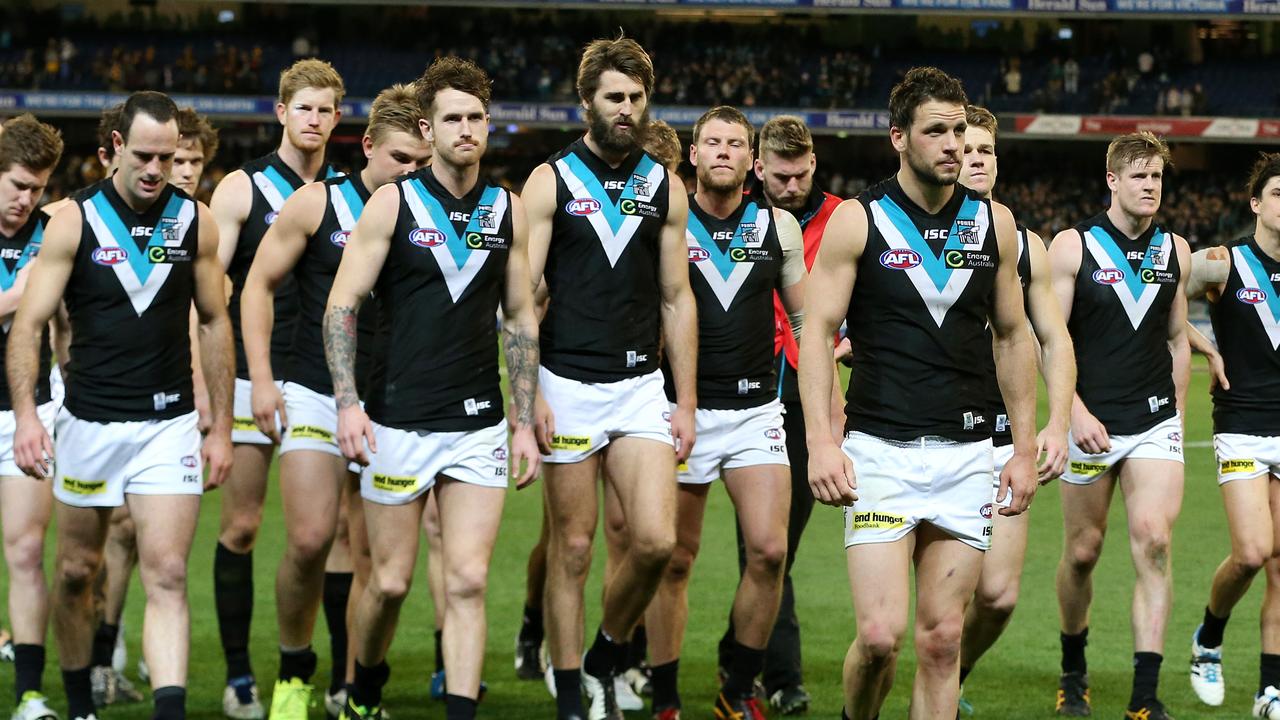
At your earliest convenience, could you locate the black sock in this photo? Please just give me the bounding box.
[323,572,353,694]
[1061,628,1088,675]
[583,627,623,678]
[214,542,255,681]
[626,626,647,669]
[724,640,765,699]
[350,660,390,709]
[278,647,317,683]
[1261,653,1280,694]
[152,686,186,720]
[63,666,94,720]
[444,694,478,720]
[959,665,972,685]
[1199,606,1229,649]
[14,644,45,701]
[434,629,444,673]
[1129,652,1162,708]
[518,604,544,644]
[651,659,680,711]
[92,623,119,668]
[554,668,584,717]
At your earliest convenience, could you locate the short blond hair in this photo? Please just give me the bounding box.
[1106,131,1172,174]
[758,115,813,159]
[367,84,423,144]
[278,58,346,106]
[965,105,998,142]
[643,120,681,172]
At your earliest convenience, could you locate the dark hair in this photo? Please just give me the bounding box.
[643,120,681,172]
[888,67,968,131]
[415,57,492,117]
[576,37,655,104]
[0,114,63,175]
[692,106,755,147]
[119,91,178,144]
[1247,152,1280,199]
[176,107,219,163]
[96,103,124,158]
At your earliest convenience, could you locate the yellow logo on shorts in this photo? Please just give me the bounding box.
[289,425,334,442]
[1220,458,1257,473]
[850,511,905,530]
[371,474,417,493]
[676,462,689,472]
[61,477,107,495]
[233,417,259,433]
[550,435,591,451]
[1070,461,1109,477]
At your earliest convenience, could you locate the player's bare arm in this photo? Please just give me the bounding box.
[240,181,325,441]
[210,168,251,270]
[1186,245,1231,301]
[1169,235,1193,417]
[988,202,1039,515]
[1024,229,1076,481]
[192,201,236,489]
[1050,228,1109,454]
[5,204,79,478]
[518,162,556,452]
[799,199,863,507]
[323,182,395,466]
[659,178,698,463]
[500,193,541,489]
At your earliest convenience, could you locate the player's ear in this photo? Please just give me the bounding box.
[420,118,434,146]
[361,135,375,161]
[1251,195,1262,215]
[753,158,764,182]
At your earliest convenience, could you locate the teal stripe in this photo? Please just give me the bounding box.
[262,165,296,201]
[560,154,625,233]
[1238,245,1280,323]
[336,178,365,219]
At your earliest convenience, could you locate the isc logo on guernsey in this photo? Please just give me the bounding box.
[1237,287,1267,304]
[92,247,128,266]
[879,249,921,270]
[409,228,445,247]
[565,199,601,216]
[1092,268,1124,285]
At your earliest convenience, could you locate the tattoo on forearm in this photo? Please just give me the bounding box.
[324,305,360,409]
[502,325,539,427]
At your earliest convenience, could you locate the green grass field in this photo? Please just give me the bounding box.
[0,358,1266,719]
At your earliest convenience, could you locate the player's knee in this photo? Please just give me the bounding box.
[745,537,787,578]
[976,576,1021,618]
[287,524,336,566]
[1064,533,1104,573]
[1135,529,1172,573]
[915,617,964,668]
[372,571,412,604]
[630,532,676,573]
[554,532,595,578]
[143,553,189,596]
[5,532,45,577]
[663,544,697,583]
[219,517,260,553]
[56,551,102,596]
[856,622,904,662]
[445,564,490,606]
[1232,541,1271,575]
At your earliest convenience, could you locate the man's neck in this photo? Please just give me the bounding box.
[1105,202,1153,239]
[112,173,155,214]
[431,160,480,200]
[358,166,380,193]
[0,214,26,238]
[1255,221,1280,262]
[694,184,744,220]
[277,140,325,183]
[896,167,953,214]
[582,133,629,169]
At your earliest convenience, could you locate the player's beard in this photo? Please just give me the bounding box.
[905,143,958,188]
[697,164,749,195]
[587,103,649,156]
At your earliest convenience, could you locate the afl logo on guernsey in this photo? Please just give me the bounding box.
[330,230,350,248]
[1237,287,1268,305]
[409,228,445,248]
[1092,268,1125,285]
[91,247,128,266]
[687,247,709,262]
[565,199,601,216]
[879,249,921,270]
[265,211,280,225]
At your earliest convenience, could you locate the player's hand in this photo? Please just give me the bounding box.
[194,387,212,434]
[13,413,53,480]
[808,440,856,506]
[201,429,234,490]
[509,425,541,490]
[1070,404,1111,455]
[833,336,853,366]
[997,450,1036,516]
[251,380,286,443]
[336,404,376,466]
[1037,425,1069,483]
[1206,350,1230,392]
[669,404,696,464]
[533,390,554,455]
